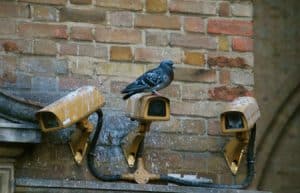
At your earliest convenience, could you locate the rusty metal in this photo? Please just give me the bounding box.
[35,86,105,164]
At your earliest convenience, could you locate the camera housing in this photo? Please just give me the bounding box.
[126,93,170,121]
[122,93,170,168]
[36,86,105,164]
[220,97,260,175]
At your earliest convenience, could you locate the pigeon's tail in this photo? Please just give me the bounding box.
[122,91,138,100]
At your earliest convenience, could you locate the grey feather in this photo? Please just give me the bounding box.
[121,60,174,100]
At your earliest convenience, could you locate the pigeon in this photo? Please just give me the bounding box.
[121,60,174,100]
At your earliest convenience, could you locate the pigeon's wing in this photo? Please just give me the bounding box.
[121,68,164,94]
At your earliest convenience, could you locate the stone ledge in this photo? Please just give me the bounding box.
[15,178,271,193]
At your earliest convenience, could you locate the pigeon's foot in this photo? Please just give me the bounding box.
[152,90,163,96]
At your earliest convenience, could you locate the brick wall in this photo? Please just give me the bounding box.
[0,0,254,184]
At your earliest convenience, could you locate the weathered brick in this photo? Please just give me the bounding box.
[70,0,92,4]
[95,0,142,11]
[146,0,167,13]
[181,119,206,135]
[0,39,33,54]
[20,57,67,75]
[0,20,16,35]
[184,17,205,33]
[232,37,253,52]
[31,76,58,91]
[207,119,222,136]
[146,132,225,152]
[219,69,230,84]
[208,85,252,101]
[135,47,181,63]
[108,12,133,27]
[169,0,217,15]
[32,5,57,21]
[207,155,229,173]
[230,70,254,86]
[33,39,57,56]
[60,8,106,24]
[18,23,68,39]
[110,46,132,62]
[207,56,249,68]
[170,33,217,49]
[184,51,205,66]
[0,56,17,83]
[70,57,95,76]
[59,42,77,56]
[135,14,180,30]
[174,67,216,83]
[70,27,93,41]
[15,72,32,89]
[218,36,230,51]
[146,31,169,46]
[231,3,253,17]
[171,101,224,117]
[159,84,181,99]
[182,83,209,100]
[19,0,66,5]
[95,63,144,78]
[151,115,182,133]
[78,44,108,59]
[208,19,253,37]
[110,80,129,94]
[0,2,30,18]
[59,77,89,90]
[95,27,142,44]
[208,52,254,67]
[218,1,230,17]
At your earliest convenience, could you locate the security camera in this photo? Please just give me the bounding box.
[220,96,260,175]
[122,93,170,167]
[36,86,105,164]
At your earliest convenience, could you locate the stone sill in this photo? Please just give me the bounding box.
[15,178,272,193]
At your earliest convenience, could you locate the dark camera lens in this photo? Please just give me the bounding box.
[148,99,166,117]
[225,112,244,129]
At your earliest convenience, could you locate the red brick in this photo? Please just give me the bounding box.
[232,37,253,52]
[169,0,217,15]
[108,12,133,27]
[19,0,66,5]
[95,0,142,11]
[70,0,92,4]
[184,51,205,66]
[170,33,217,49]
[32,5,57,21]
[208,85,252,101]
[60,8,106,24]
[146,31,169,46]
[0,39,33,54]
[174,67,216,83]
[0,2,30,18]
[33,39,57,56]
[70,27,93,41]
[208,19,253,37]
[2,41,18,52]
[135,47,181,63]
[218,1,230,17]
[110,46,132,62]
[146,0,167,13]
[184,17,205,33]
[135,14,180,30]
[18,23,68,39]
[207,56,249,68]
[0,21,16,35]
[95,27,142,44]
[59,43,77,55]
